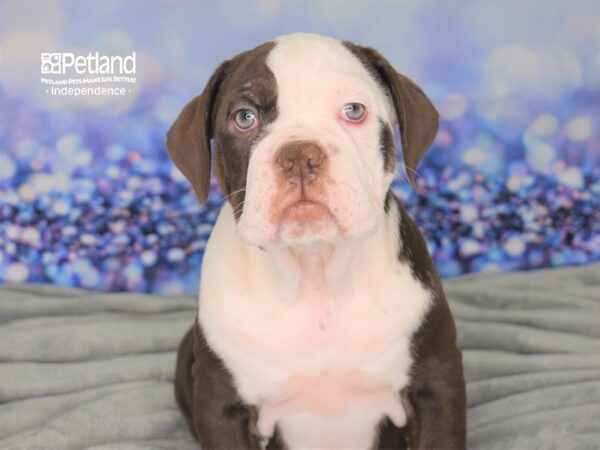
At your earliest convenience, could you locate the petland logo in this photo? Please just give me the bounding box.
[40,51,137,97]
[41,52,136,75]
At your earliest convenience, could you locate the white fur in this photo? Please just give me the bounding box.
[200,199,431,449]
[198,34,432,449]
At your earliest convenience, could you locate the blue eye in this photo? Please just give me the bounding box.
[234,109,258,130]
[341,103,366,122]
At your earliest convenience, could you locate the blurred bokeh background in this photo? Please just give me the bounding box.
[0,0,598,294]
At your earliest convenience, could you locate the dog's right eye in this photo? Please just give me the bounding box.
[234,109,258,131]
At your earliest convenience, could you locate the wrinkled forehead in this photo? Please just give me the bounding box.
[268,34,373,85]
[216,42,277,114]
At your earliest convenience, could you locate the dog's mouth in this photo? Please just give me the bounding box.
[282,199,331,223]
[272,195,340,245]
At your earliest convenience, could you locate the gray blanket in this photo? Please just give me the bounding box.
[1,263,599,449]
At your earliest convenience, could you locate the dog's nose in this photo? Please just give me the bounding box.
[276,141,326,182]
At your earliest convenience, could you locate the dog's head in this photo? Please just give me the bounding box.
[167,33,438,248]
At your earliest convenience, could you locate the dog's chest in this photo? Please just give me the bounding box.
[200,254,431,449]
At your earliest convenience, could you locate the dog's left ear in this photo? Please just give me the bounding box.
[344,43,439,186]
[166,60,230,203]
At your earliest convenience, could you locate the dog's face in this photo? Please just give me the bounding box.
[167,33,438,248]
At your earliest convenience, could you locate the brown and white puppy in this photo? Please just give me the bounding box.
[169,33,466,450]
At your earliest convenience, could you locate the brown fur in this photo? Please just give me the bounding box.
[167,42,278,217]
[378,118,397,172]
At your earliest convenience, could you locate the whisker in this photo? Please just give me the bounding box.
[223,187,247,201]
[404,165,425,183]
[232,199,246,217]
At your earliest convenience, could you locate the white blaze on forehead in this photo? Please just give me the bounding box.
[268,33,394,125]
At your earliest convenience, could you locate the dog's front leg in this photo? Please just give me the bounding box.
[184,323,261,449]
[406,349,467,450]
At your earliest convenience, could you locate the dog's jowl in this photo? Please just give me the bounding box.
[169,33,466,450]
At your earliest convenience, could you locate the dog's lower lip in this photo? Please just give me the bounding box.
[284,200,329,221]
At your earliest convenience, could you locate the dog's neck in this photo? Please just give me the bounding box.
[210,200,401,303]
[263,243,354,302]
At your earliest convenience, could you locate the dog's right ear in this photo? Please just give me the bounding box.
[166,61,230,203]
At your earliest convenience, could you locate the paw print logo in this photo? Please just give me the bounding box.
[41,53,61,74]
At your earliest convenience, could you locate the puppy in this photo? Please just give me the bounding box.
[169,33,466,450]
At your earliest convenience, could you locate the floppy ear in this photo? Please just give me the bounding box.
[166,61,230,203]
[344,43,439,186]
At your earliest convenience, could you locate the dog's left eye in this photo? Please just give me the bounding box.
[341,103,366,122]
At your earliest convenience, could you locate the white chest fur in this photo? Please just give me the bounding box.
[198,203,432,449]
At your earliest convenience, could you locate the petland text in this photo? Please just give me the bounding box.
[41,52,136,75]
